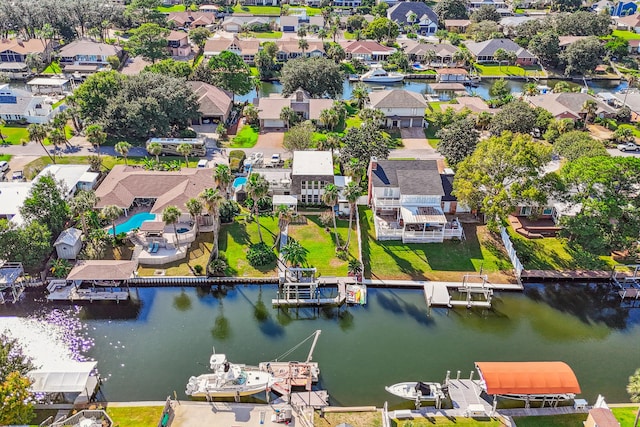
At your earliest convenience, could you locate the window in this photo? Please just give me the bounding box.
[520,206,532,216]
[542,207,553,216]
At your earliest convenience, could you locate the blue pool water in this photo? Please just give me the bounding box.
[233,177,247,189]
[110,212,156,235]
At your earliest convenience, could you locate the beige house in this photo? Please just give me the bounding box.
[203,37,260,64]
[186,81,233,124]
[339,40,396,62]
[447,96,495,114]
[257,89,333,129]
[366,89,427,128]
[167,31,191,57]
[0,38,52,79]
[58,40,123,74]
[527,93,616,121]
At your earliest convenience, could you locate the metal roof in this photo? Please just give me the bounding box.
[475,361,581,396]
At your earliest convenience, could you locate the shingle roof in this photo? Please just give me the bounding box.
[465,38,535,59]
[371,160,444,196]
[276,40,325,54]
[67,260,138,281]
[59,40,121,58]
[368,89,427,109]
[388,2,438,27]
[339,40,396,55]
[0,38,49,55]
[203,36,259,55]
[401,41,459,57]
[447,96,493,114]
[527,93,615,118]
[168,30,188,42]
[166,11,216,26]
[186,81,233,117]
[258,97,292,120]
[54,227,82,247]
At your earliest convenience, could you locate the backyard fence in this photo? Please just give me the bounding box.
[128,276,278,286]
[499,226,524,282]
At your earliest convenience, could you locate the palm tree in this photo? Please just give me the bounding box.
[297,26,307,39]
[245,173,269,243]
[85,124,106,156]
[281,240,309,267]
[424,49,437,66]
[614,127,635,143]
[318,28,328,41]
[348,258,363,277]
[345,158,366,184]
[343,181,361,250]
[582,99,598,125]
[252,77,262,99]
[523,83,539,96]
[435,29,447,43]
[494,48,507,71]
[115,141,132,165]
[48,128,66,159]
[627,368,640,427]
[318,133,340,156]
[298,38,309,56]
[162,205,182,247]
[319,108,339,131]
[177,143,192,167]
[214,164,233,198]
[322,183,340,247]
[70,190,98,235]
[280,106,297,129]
[200,187,224,257]
[28,123,54,163]
[147,141,163,163]
[186,197,203,234]
[51,111,71,148]
[101,205,123,237]
[273,204,293,249]
[351,83,369,109]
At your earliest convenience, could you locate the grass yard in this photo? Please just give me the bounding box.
[249,31,283,38]
[233,4,280,14]
[137,232,214,276]
[43,124,74,146]
[156,4,186,12]
[106,406,164,427]
[43,61,62,74]
[360,208,513,282]
[288,215,359,276]
[218,215,280,277]
[0,125,29,145]
[230,125,259,148]
[0,154,12,162]
[513,413,587,427]
[475,64,546,78]
[611,406,640,426]
[314,411,382,427]
[507,226,615,271]
[344,31,357,40]
[393,418,504,426]
[424,125,439,149]
[612,30,640,40]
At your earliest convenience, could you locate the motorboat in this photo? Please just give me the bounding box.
[360,67,405,83]
[385,381,446,402]
[185,351,276,398]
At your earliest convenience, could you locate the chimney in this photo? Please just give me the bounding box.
[370,156,378,171]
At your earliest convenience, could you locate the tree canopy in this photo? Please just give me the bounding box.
[280,57,343,98]
[528,32,560,65]
[433,0,469,21]
[144,58,192,78]
[453,132,552,229]
[283,121,315,152]
[436,116,479,167]
[560,36,604,76]
[470,5,501,22]
[21,174,69,237]
[207,51,253,96]
[0,333,35,425]
[554,131,608,161]
[340,121,390,169]
[364,17,399,42]
[126,22,169,63]
[489,100,538,136]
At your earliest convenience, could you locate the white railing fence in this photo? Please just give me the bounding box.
[500,226,524,280]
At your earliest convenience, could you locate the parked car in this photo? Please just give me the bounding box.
[269,153,281,167]
[12,171,24,181]
[617,142,640,152]
[0,161,8,172]
[197,159,209,168]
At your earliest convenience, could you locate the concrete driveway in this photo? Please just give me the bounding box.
[256,132,284,150]
[171,402,297,427]
[392,128,442,160]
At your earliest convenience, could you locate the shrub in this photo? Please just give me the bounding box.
[194,264,204,275]
[179,128,197,138]
[229,158,242,172]
[220,200,240,223]
[246,242,276,267]
[229,150,246,161]
[319,210,334,227]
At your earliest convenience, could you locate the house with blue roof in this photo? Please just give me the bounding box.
[387,2,438,35]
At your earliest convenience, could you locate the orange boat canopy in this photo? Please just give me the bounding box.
[475,362,581,396]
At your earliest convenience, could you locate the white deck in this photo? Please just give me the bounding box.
[47,284,129,302]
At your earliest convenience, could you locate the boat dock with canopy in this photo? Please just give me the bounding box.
[29,361,101,405]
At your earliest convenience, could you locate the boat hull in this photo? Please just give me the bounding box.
[185,370,275,399]
[187,386,269,398]
[385,382,443,401]
[361,76,404,83]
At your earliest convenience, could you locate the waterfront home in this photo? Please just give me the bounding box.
[243,0,279,5]
[435,68,468,83]
[333,0,362,7]
[447,96,495,115]
[220,16,270,33]
[527,93,616,121]
[558,36,588,51]
[464,38,537,65]
[166,11,216,28]
[257,89,333,129]
[186,81,233,125]
[401,40,459,64]
[26,77,71,95]
[340,40,396,62]
[366,89,427,128]
[203,36,260,64]
[444,19,471,32]
[58,40,123,74]
[0,83,57,124]
[468,0,512,16]
[367,158,463,243]
[509,199,582,238]
[594,0,636,16]
[0,38,51,79]
[292,151,334,205]
[280,16,300,33]
[616,13,640,32]
[168,31,191,57]
[54,227,83,260]
[275,40,325,61]
[613,92,640,120]
[387,2,438,35]
[585,408,621,427]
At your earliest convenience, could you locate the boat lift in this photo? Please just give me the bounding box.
[611,264,640,301]
[423,274,493,309]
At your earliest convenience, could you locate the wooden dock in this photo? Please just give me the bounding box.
[521,270,613,281]
[47,282,129,302]
[290,390,329,408]
[446,379,492,414]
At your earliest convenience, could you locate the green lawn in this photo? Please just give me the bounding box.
[611,406,640,426]
[513,413,587,427]
[475,64,546,78]
[156,4,186,12]
[360,207,513,282]
[393,418,504,426]
[507,226,615,271]
[424,126,439,149]
[230,125,259,148]
[42,61,62,74]
[42,125,74,146]
[249,31,283,38]
[106,406,164,427]
[288,215,359,276]
[233,4,280,14]
[344,31,357,40]
[612,30,640,40]
[0,125,29,145]
[218,215,280,277]
[138,232,214,276]
[0,154,12,162]
[52,98,66,109]
[345,115,363,129]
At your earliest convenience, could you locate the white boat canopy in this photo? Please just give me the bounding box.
[29,361,98,393]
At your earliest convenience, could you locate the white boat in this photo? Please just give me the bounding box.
[360,67,405,83]
[385,381,445,402]
[185,351,276,398]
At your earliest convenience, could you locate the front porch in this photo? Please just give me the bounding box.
[373,205,464,243]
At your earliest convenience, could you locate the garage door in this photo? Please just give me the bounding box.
[226,24,239,32]
[283,26,295,32]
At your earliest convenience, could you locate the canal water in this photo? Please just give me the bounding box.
[0,284,638,406]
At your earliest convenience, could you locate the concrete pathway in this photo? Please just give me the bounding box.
[170,401,296,427]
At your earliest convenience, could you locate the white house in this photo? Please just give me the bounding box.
[367,158,463,243]
[54,227,83,260]
[0,84,57,124]
[366,89,427,128]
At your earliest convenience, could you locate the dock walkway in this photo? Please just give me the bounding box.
[446,379,492,414]
[363,279,522,291]
[521,270,612,281]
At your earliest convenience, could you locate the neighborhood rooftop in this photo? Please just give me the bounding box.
[371,159,444,196]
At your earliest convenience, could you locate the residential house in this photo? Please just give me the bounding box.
[367,158,463,243]
[220,16,270,33]
[558,36,587,51]
[468,0,512,16]
[447,96,496,115]
[167,31,192,57]
[291,151,334,205]
[58,40,123,74]
[166,11,216,28]
[54,228,83,260]
[333,0,362,7]
[444,19,471,32]
[527,92,616,121]
[280,16,300,32]
[308,15,325,29]
[629,39,640,54]
[340,40,396,62]
[0,38,52,79]
[591,0,612,13]
[584,408,620,427]
[275,40,325,61]
[388,2,438,35]
[203,36,260,64]
[500,16,538,36]
[366,89,427,128]
[616,13,640,32]
[401,40,459,64]
[257,89,333,129]
[186,81,233,124]
[0,84,57,124]
[244,0,278,5]
[594,0,636,16]
[464,38,537,65]
[435,68,468,82]
[613,92,640,120]
[509,201,580,238]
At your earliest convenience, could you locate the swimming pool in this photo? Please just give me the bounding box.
[109,212,156,235]
[232,177,247,189]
